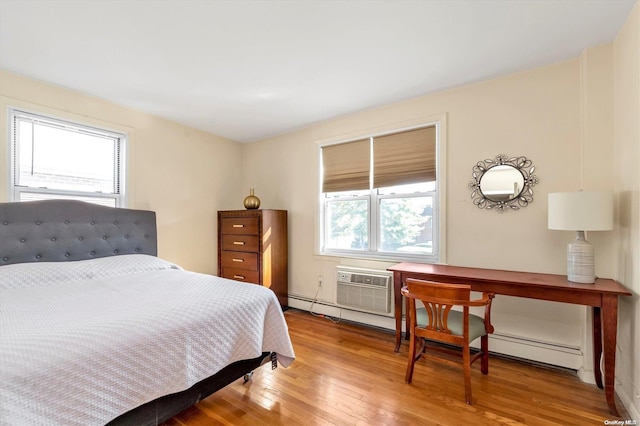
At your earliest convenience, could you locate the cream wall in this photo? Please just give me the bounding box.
[0,8,636,413]
[613,2,640,418]
[0,70,242,274]
[242,43,631,381]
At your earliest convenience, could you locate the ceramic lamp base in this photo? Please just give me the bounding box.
[567,231,595,283]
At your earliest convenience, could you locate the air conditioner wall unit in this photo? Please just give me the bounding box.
[335,266,393,317]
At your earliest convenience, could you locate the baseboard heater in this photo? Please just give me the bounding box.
[335,267,394,317]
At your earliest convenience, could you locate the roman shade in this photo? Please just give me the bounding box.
[373,126,436,188]
[321,125,436,193]
[321,138,370,193]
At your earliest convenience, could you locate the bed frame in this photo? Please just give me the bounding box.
[0,199,271,425]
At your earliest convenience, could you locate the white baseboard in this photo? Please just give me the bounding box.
[487,331,583,371]
[289,294,396,330]
[613,378,640,420]
[577,365,597,385]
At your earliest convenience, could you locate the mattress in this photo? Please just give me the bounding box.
[0,254,295,426]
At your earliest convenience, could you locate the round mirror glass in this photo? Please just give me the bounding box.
[479,165,525,202]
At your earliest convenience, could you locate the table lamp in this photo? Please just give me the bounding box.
[548,191,613,283]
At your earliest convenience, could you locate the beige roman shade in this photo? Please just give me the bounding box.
[373,126,436,188]
[321,139,370,193]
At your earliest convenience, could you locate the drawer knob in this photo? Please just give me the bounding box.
[233,241,245,245]
[234,275,246,280]
[232,224,244,228]
[232,258,244,262]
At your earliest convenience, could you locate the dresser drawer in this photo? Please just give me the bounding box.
[220,251,258,270]
[220,217,259,235]
[221,267,260,284]
[218,209,288,308]
[221,235,259,252]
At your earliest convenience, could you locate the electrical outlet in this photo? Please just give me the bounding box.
[317,275,323,286]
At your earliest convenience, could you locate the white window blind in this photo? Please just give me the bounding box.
[10,109,125,207]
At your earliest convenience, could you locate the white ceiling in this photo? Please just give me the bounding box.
[0,0,636,143]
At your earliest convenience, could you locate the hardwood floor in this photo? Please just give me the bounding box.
[162,308,628,425]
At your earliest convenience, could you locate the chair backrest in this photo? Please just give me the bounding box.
[402,278,493,404]
[404,278,472,342]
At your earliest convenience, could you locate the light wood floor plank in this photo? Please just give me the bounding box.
[163,309,628,425]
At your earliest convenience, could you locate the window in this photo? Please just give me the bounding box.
[320,124,440,261]
[10,109,126,207]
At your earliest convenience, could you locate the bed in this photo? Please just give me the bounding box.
[0,199,295,426]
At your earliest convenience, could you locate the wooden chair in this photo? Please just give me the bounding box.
[402,278,495,404]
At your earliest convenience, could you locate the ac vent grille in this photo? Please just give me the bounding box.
[336,268,393,316]
[349,273,389,287]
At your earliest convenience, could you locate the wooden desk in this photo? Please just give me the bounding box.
[387,262,632,416]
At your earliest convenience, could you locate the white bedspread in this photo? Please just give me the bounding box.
[0,255,295,426]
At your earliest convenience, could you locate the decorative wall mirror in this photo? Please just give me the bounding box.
[468,154,539,212]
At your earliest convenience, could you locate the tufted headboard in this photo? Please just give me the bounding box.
[0,200,157,266]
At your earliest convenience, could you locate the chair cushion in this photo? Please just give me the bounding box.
[416,308,487,342]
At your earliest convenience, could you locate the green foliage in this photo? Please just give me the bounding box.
[327,199,368,249]
[326,196,431,251]
[380,198,429,250]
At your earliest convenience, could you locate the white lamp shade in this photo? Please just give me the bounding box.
[548,191,613,231]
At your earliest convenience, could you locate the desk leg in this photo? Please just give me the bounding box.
[592,307,603,389]
[601,295,620,417]
[393,271,403,352]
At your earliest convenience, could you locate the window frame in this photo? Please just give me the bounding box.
[9,108,127,207]
[318,116,446,263]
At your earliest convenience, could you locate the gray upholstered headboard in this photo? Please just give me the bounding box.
[0,200,157,266]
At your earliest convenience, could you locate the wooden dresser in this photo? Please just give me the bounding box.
[217,209,288,308]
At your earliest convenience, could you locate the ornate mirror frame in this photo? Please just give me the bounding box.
[468,154,539,212]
